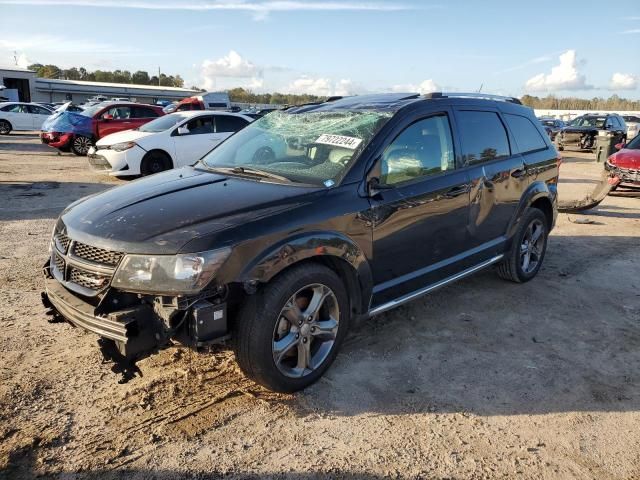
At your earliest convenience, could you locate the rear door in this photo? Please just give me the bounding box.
[2,104,31,129]
[172,115,216,166]
[214,115,250,144]
[130,106,160,129]
[369,109,472,306]
[453,108,527,254]
[27,104,52,129]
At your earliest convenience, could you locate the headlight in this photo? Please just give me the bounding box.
[112,247,231,294]
[111,141,137,152]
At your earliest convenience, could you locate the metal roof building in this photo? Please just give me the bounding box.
[0,66,199,104]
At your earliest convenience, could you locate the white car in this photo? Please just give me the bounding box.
[0,102,53,134]
[87,111,253,177]
[623,115,639,140]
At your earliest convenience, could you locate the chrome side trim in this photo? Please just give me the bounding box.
[368,254,504,317]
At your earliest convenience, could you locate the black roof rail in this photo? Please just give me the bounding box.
[423,92,522,105]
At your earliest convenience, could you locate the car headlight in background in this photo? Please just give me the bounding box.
[110,141,137,152]
[112,247,232,294]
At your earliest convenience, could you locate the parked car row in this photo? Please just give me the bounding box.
[0,101,53,134]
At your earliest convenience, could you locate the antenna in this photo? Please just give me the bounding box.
[477,83,483,93]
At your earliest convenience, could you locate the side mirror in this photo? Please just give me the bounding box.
[102,114,113,121]
[367,177,393,197]
[615,142,626,151]
[177,126,190,135]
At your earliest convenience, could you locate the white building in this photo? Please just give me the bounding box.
[0,66,199,104]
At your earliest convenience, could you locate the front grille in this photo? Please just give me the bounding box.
[55,232,71,253]
[69,266,111,290]
[53,252,65,274]
[51,227,123,294]
[72,242,123,267]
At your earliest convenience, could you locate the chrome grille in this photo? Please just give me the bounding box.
[53,252,65,274]
[54,232,71,253]
[72,242,123,267]
[69,266,111,290]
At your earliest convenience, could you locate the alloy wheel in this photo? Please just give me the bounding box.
[520,219,545,274]
[272,283,340,378]
[74,136,91,155]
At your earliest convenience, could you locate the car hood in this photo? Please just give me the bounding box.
[59,166,321,255]
[563,126,598,134]
[96,129,155,146]
[609,149,640,169]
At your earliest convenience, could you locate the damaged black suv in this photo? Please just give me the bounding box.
[43,93,559,392]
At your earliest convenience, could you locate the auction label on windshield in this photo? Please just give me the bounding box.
[315,134,363,149]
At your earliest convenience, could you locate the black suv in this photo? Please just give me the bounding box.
[555,113,627,151]
[42,92,559,392]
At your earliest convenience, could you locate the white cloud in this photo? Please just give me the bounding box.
[200,50,263,91]
[524,50,590,91]
[391,79,440,94]
[0,35,133,55]
[620,29,640,34]
[15,53,31,68]
[610,73,638,90]
[0,0,416,14]
[284,76,363,96]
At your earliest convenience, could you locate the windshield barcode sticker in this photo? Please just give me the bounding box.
[315,134,363,150]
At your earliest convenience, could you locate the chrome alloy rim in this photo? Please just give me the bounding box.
[74,136,91,154]
[272,284,340,378]
[520,219,545,274]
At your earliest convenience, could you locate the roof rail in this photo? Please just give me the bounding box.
[423,92,522,105]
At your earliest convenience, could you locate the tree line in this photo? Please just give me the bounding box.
[227,87,323,106]
[521,94,640,111]
[27,64,185,88]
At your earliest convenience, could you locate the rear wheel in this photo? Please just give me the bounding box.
[71,135,92,156]
[0,120,11,135]
[233,264,350,392]
[497,208,548,283]
[140,151,171,176]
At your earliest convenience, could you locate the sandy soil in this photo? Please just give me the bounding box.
[1,133,639,479]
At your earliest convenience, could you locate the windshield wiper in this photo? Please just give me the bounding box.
[211,166,291,183]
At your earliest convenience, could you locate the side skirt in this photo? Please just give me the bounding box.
[368,254,504,317]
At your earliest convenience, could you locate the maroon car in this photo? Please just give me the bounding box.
[41,102,164,156]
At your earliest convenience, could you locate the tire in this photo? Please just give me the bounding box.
[233,263,350,393]
[71,135,92,156]
[497,208,549,283]
[140,151,171,176]
[0,120,11,135]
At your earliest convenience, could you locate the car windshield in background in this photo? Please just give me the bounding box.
[201,110,392,186]
[540,120,556,127]
[623,116,640,123]
[569,116,606,128]
[79,104,106,117]
[138,114,188,133]
[626,135,640,149]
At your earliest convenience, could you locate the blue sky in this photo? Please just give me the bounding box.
[1,0,639,98]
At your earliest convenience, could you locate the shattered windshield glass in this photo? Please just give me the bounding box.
[201,110,392,186]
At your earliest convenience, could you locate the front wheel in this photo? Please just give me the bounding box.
[497,208,548,283]
[233,264,350,392]
[140,151,171,176]
[71,135,92,156]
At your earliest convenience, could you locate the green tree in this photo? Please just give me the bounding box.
[132,70,150,85]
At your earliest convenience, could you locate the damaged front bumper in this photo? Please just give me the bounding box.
[42,260,229,359]
[605,161,640,186]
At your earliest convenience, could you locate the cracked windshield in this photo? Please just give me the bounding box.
[202,110,392,186]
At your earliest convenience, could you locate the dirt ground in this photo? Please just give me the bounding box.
[1,132,639,480]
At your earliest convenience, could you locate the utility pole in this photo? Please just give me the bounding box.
[158,67,161,86]
[13,51,18,66]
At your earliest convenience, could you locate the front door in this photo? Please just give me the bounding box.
[369,112,471,306]
[96,105,135,138]
[173,115,217,166]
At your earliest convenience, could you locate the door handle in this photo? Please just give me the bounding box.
[445,184,469,198]
[511,168,527,179]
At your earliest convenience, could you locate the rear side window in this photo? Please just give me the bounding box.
[131,106,159,118]
[2,104,26,113]
[504,114,547,153]
[215,115,249,133]
[456,111,510,165]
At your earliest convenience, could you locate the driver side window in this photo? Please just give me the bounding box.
[103,106,131,120]
[380,114,455,186]
[184,116,214,135]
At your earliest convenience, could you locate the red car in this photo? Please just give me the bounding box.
[41,102,164,156]
[606,135,640,189]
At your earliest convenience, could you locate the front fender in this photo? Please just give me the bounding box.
[237,231,373,312]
